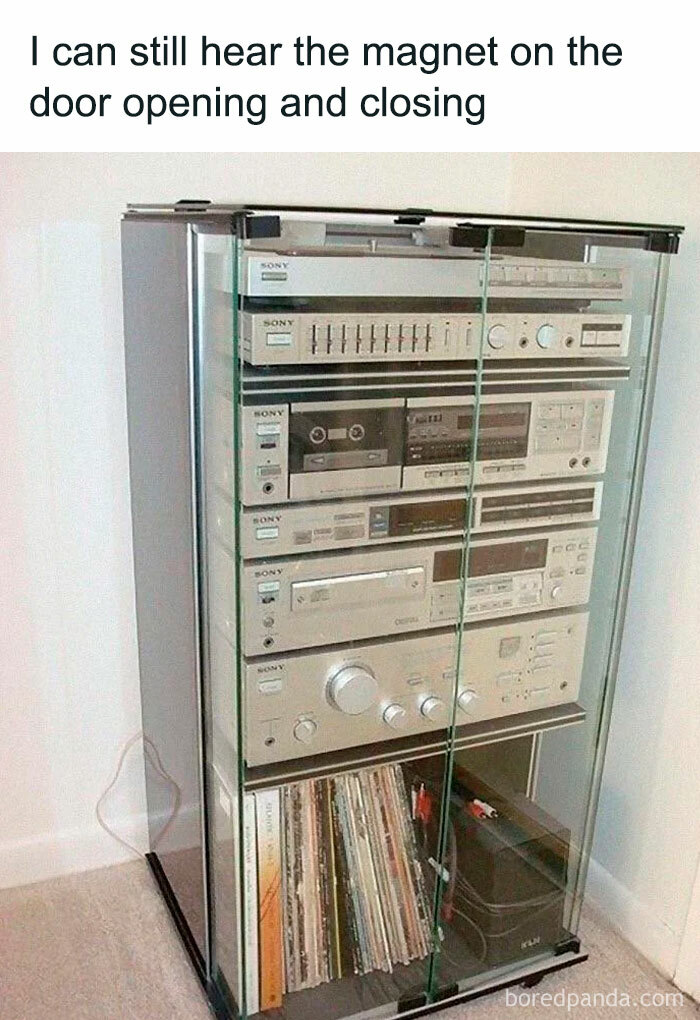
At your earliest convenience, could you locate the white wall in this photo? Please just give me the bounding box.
[509,153,700,985]
[0,152,511,888]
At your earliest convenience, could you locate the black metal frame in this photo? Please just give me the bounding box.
[123,202,684,252]
[146,852,231,1019]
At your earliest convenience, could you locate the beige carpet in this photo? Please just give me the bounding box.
[0,860,696,1020]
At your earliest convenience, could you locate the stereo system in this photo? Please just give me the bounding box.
[244,610,589,765]
[222,251,632,767]
[211,525,596,656]
[235,391,614,506]
[242,311,631,365]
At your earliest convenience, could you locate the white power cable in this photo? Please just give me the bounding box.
[95,731,182,857]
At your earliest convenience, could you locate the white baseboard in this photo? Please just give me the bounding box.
[585,856,680,978]
[674,857,700,1000]
[0,816,148,890]
[0,803,201,890]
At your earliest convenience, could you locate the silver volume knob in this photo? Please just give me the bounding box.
[327,665,379,715]
[293,718,317,744]
[383,703,408,730]
[487,324,508,349]
[457,689,478,713]
[536,323,558,349]
[420,696,448,723]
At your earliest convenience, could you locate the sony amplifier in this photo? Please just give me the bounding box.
[209,525,596,656]
[234,391,614,506]
[243,609,588,765]
[241,310,631,366]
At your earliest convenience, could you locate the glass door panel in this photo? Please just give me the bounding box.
[226,214,489,1019]
[527,240,666,935]
[428,227,667,997]
[196,226,244,1015]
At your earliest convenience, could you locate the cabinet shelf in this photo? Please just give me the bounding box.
[236,362,632,401]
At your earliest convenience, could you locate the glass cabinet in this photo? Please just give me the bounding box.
[121,205,681,1019]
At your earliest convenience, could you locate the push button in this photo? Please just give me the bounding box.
[499,636,521,658]
[258,678,283,694]
[256,526,279,540]
[497,673,519,687]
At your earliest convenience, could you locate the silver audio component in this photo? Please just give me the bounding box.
[244,610,588,765]
[482,313,630,359]
[241,311,631,365]
[228,482,604,558]
[402,391,613,493]
[239,253,631,300]
[210,526,597,656]
[236,391,614,506]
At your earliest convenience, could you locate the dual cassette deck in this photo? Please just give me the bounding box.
[232,390,614,507]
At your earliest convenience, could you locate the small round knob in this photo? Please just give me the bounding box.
[309,425,326,444]
[420,696,448,723]
[348,423,365,442]
[327,665,379,715]
[293,718,317,744]
[457,689,478,713]
[383,704,408,730]
[487,324,508,350]
[551,584,563,600]
[536,324,558,349]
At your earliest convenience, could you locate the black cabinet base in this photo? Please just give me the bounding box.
[145,852,229,1019]
[146,851,588,1020]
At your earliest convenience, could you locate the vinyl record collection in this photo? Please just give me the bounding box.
[243,764,433,1013]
